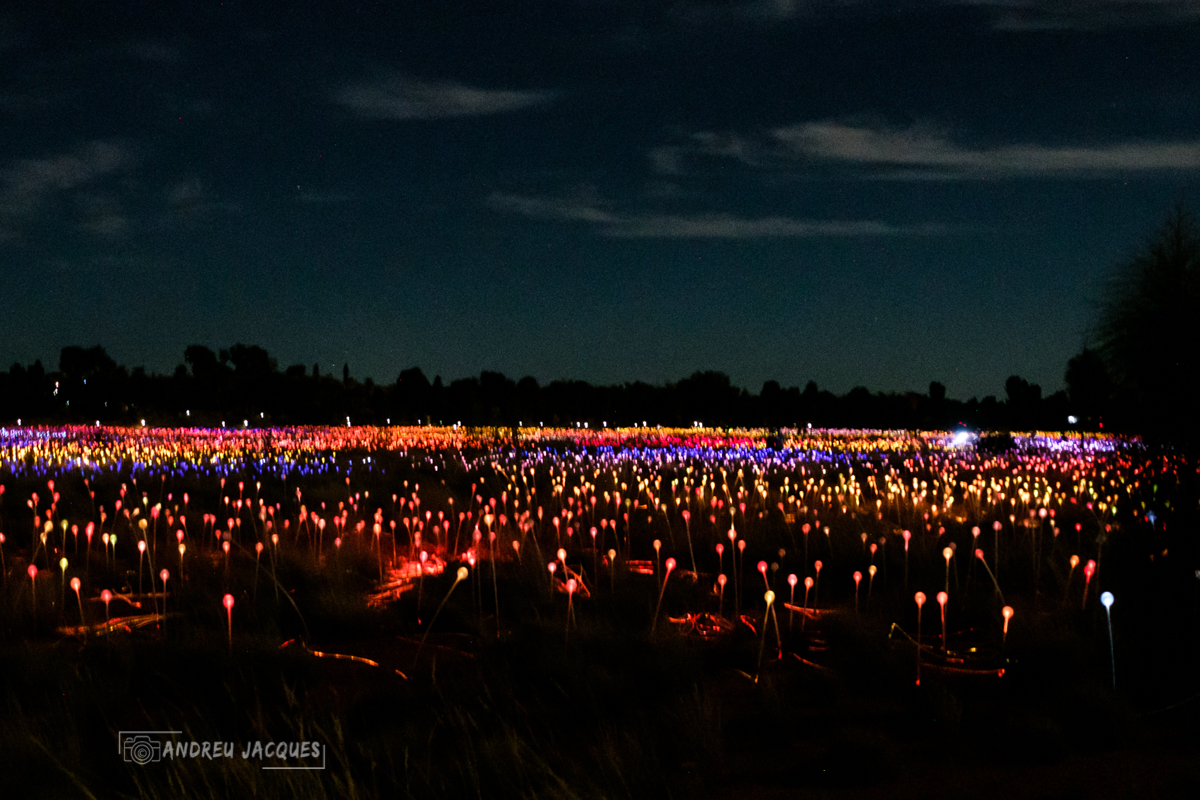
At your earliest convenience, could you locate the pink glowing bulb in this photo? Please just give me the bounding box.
[972,526,980,538]
[804,576,813,590]
[567,577,577,594]
[548,562,557,575]
[718,574,727,588]
[665,557,676,574]
[160,568,169,584]
[1002,605,1014,636]
[335,537,342,548]
[70,576,81,592]
[975,548,985,560]
[902,530,911,550]
[914,591,926,608]
[937,590,947,607]
[716,543,724,556]
[728,529,737,544]
[738,540,746,553]
[223,593,235,649]
[788,573,798,588]
[757,560,768,576]
[222,541,230,554]
[138,540,146,554]
[854,571,862,586]
[176,529,184,543]
[813,560,822,575]
[1084,560,1096,580]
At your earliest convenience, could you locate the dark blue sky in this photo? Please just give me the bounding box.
[2,1,1198,399]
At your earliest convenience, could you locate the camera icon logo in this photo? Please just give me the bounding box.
[123,735,163,765]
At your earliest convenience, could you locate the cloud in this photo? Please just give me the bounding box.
[0,141,132,238]
[604,215,946,238]
[958,0,1200,31]
[488,193,623,225]
[336,76,555,120]
[75,193,128,238]
[128,41,183,63]
[659,122,1200,179]
[166,179,239,224]
[488,192,947,238]
[771,122,1200,176]
[294,191,357,205]
[682,0,1200,30]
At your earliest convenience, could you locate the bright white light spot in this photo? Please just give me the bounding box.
[952,431,971,446]
[1101,591,1114,609]
[1068,415,1079,424]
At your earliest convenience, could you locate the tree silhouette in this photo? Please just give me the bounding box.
[1064,347,1112,425]
[1095,205,1200,439]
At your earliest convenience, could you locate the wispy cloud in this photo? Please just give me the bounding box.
[295,191,357,205]
[682,0,1200,30]
[488,193,623,225]
[336,76,555,120]
[658,122,1200,179]
[165,179,239,225]
[772,122,1200,176]
[0,141,132,239]
[488,192,948,238]
[959,0,1200,31]
[127,40,183,63]
[75,193,128,238]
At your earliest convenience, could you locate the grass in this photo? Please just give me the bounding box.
[0,435,1198,798]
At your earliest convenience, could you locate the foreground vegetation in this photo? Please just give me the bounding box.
[0,427,1196,798]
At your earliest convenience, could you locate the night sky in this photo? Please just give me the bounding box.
[3,1,1198,400]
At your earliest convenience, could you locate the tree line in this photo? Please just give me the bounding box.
[2,206,1193,437]
[0,345,1072,431]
